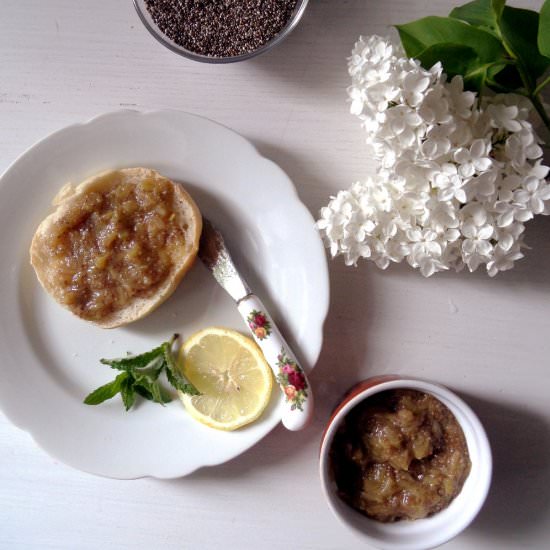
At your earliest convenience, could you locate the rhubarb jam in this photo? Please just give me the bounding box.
[330,389,471,522]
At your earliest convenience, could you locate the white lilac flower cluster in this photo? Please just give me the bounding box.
[317,35,550,276]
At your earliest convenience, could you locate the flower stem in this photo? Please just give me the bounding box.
[529,93,550,135]
[534,74,550,97]
[503,45,550,137]
[493,35,550,136]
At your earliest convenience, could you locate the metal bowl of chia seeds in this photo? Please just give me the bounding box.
[133,0,309,63]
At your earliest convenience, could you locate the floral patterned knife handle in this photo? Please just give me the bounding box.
[237,294,313,431]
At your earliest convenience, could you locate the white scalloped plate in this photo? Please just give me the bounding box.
[0,110,329,479]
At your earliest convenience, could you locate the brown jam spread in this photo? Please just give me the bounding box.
[330,389,471,522]
[43,175,186,320]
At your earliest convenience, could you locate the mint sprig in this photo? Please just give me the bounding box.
[84,334,200,411]
[83,372,129,406]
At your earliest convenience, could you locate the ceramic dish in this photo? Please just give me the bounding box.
[319,376,492,550]
[0,109,329,479]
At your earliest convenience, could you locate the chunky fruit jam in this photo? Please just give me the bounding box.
[330,389,471,522]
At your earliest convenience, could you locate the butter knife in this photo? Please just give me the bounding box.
[198,219,313,431]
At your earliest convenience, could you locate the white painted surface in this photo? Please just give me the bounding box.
[1,1,549,549]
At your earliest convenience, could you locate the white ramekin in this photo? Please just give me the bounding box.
[319,375,492,550]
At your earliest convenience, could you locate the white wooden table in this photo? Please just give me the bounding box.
[1,1,549,548]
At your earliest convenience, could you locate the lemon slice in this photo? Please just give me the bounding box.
[178,327,273,431]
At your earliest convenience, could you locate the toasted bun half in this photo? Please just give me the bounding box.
[30,167,202,328]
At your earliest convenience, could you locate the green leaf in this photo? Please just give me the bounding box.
[84,372,128,405]
[166,367,201,396]
[149,380,164,405]
[134,376,172,405]
[492,0,505,20]
[161,342,178,372]
[149,360,167,380]
[160,385,174,402]
[134,365,164,384]
[539,0,550,59]
[415,43,486,90]
[162,341,201,396]
[87,335,188,411]
[500,6,550,84]
[396,16,505,67]
[134,384,153,401]
[165,366,185,392]
[120,376,136,411]
[450,0,505,32]
[100,344,164,372]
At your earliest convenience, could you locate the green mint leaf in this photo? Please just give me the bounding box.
[140,381,172,405]
[539,0,550,59]
[162,342,201,396]
[133,363,165,386]
[88,336,182,410]
[179,383,200,396]
[148,380,173,404]
[140,356,166,382]
[134,384,153,401]
[499,6,550,85]
[396,16,505,64]
[161,338,180,373]
[165,366,184,391]
[166,367,201,396]
[84,372,128,405]
[100,344,165,372]
[149,380,165,405]
[133,376,172,405]
[120,376,137,411]
[159,385,174,403]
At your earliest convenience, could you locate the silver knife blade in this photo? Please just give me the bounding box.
[198,218,251,303]
[198,217,314,431]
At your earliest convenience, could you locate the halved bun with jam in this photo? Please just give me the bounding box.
[30,167,202,328]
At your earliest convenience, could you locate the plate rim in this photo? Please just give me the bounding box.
[0,109,330,478]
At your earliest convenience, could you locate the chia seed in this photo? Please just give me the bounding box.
[144,0,298,58]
